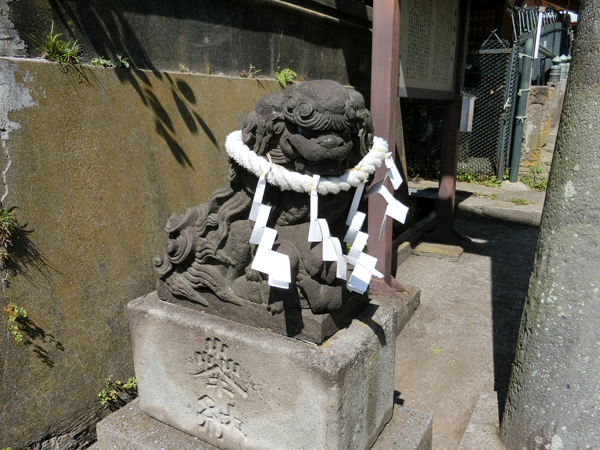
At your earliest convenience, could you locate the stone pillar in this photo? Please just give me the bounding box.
[501,1,600,448]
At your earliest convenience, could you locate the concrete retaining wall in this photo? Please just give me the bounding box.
[9,0,373,88]
[0,56,280,449]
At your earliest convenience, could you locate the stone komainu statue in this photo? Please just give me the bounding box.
[153,80,384,317]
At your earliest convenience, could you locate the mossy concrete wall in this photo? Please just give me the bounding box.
[0,56,280,449]
[521,84,566,178]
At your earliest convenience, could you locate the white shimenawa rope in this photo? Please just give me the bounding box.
[225,130,388,196]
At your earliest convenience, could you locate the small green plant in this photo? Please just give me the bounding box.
[521,176,548,191]
[521,164,547,191]
[472,191,485,198]
[529,165,544,176]
[488,193,497,200]
[91,56,115,68]
[275,58,297,88]
[456,170,477,184]
[485,179,501,188]
[115,54,129,69]
[2,304,27,342]
[249,64,261,78]
[510,198,529,205]
[276,68,297,87]
[31,22,82,65]
[99,376,138,410]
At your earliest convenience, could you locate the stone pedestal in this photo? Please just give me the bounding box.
[121,292,398,450]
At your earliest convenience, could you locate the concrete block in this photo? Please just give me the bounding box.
[396,241,413,267]
[128,292,398,450]
[456,201,542,227]
[458,392,505,450]
[372,284,420,337]
[94,400,219,450]
[412,239,470,262]
[160,284,370,345]
[372,406,433,450]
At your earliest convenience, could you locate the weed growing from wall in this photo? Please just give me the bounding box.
[520,165,548,191]
[30,22,82,65]
[99,376,138,411]
[0,206,18,269]
[2,304,26,342]
[275,57,297,88]
[91,56,115,68]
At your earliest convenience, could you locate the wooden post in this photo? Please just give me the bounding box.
[368,0,401,284]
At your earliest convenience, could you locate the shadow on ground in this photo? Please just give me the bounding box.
[458,218,538,415]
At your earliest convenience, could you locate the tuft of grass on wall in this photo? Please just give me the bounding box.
[31,22,82,65]
[0,206,18,266]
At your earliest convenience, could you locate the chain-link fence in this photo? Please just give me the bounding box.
[402,34,521,180]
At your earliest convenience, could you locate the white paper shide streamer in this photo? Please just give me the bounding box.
[345,231,383,294]
[249,204,291,289]
[308,175,322,242]
[249,165,272,221]
[228,129,409,294]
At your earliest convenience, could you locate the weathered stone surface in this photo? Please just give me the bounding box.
[93,400,219,450]
[128,292,398,450]
[93,400,432,450]
[0,57,280,450]
[0,0,27,57]
[500,180,529,191]
[501,2,600,448]
[412,240,470,262]
[521,86,552,170]
[371,283,420,337]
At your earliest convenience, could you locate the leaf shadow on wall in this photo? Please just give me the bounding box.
[43,0,221,168]
[6,226,65,367]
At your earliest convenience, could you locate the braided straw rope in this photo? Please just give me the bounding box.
[225,130,388,195]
